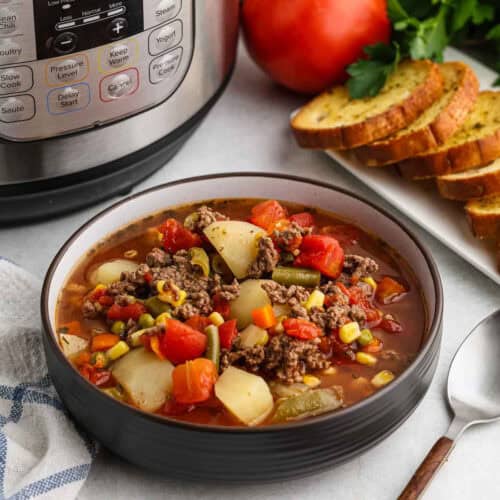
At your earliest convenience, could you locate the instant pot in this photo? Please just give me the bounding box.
[0,0,239,222]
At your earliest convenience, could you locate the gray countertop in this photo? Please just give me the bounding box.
[1,44,499,499]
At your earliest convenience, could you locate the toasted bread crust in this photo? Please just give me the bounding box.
[291,60,444,150]
[437,161,500,200]
[398,91,500,179]
[465,210,500,239]
[354,63,479,166]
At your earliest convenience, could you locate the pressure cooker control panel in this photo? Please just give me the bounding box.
[0,0,194,141]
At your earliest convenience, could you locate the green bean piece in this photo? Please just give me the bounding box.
[189,247,210,277]
[144,296,172,317]
[138,313,155,329]
[111,320,126,335]
[204,324,220,370]
[272,266,321,287]
[272,389,343,422]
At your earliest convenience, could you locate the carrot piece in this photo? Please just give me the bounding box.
[251,304,277,329]
[60,320,81,336]
[172,358,217,404]
[72,351,91,367]
[91,334,119,352]
[150,336,165,360]
[375,277,406,304]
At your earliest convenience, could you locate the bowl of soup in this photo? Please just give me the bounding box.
[41,173,442,482]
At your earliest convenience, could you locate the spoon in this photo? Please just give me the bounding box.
[399,309,500,500]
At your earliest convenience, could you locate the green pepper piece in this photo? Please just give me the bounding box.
[272,266,321,287]
[272,388,343,422]
[189,247,210,277]
[204,324,220,370]
[144,296,172,317]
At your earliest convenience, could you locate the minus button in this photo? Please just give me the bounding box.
[56,21,76,30]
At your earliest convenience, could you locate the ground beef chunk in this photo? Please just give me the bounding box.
[349,304,367,323]
[247,237,279,278]
[220,335,329,384]
[184,205,228,233]
[146,247,172,268]
[290,304,309,319]
[320,282,350,305]
[210,277,240,302]
[82,299,101,319]
[114,294,137,306]
[261,281,310,306]
[272,222,311,251]
[343,254,378,281]
[107,263,152,297]
[309,304,351,330]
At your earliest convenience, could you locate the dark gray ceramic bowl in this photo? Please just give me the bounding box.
[41,173,443,482]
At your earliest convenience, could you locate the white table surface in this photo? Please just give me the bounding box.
[1,43,500,500]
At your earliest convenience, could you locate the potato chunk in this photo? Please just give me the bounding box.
[230,279,271,329]
[204,221,265,279]
[89,259,139,286]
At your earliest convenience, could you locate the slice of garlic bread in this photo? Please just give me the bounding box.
[465,194,500,239]
[291,60,443,150]
[399,91,500,179]
[354,62,478,166]
[437,158,500,200]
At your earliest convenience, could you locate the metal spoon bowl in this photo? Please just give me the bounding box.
[399,309,500,500]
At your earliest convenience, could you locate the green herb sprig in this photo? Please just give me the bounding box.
[346,0,500,98]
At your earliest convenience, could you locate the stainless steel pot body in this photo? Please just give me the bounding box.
[0,0,239,185]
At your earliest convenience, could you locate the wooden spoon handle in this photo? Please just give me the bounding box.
[398,436,454,500]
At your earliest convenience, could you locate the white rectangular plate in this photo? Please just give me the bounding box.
[324,47,499,285]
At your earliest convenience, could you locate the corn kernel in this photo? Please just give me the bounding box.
[304,290,325,311]
[371,370,395,388]
[155,312,171,325]
[356,352,378,367]
[362,276,377,290]
[339,321,361,344]
[322,366,337,376]
[93,284,107,294]
[303,375,321,388]
[129,329,147,347]
[209,311,225,327]
[157,281,187,307]
[106,340,130,361]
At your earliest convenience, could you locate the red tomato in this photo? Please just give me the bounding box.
[249,200,288,231]
[212,294,231,320]
[379,317,403,334]
[294,235,344,279]
[289,212,315,228]
[172,358,217,404]
[160,319,207,365]
[282,318,322,340]
[242,0,391,94]
[218,319,238,349]
[107,302,146,321]
[158,218,202,254]
[185,315,212,332]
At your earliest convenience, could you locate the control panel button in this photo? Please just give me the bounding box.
[149,48,182,84]
[149,20,182,55]
[53,32,78,55]
[107,17,128,40]
[0,6,17,35]
[46,54,89,86]
[0,38,22,65]
[0,66,33,95]
[47,83,90,114]
[153,0,181,25]
[0,94,35,122]
[100,68,139,102]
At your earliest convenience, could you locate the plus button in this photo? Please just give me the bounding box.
[107,18,128,40]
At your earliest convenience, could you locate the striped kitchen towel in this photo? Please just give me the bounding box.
[0,258,97,500]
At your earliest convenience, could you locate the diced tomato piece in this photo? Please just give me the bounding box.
[185,315,212,332]
[143,272,153,284]
[329,331,356,364]
[359,299,383,328]
[318,336,332,355]
[212,293,231,320]
[218,319,238,349]
[89,287,107,301]
[294,235,344,279]
[160,319,207,364]
[375,277,407,305]
[90,370,112,387]
[361,336,383,353]
[158,218,202,254]
[106,302,146,321]
[98,295,114,307]
[172,358,217,404]
[282,318,322,340]
[249,200,288,230]
[290,212,315,228]
[78,363,93,381]
[380,317,403,334]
